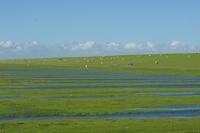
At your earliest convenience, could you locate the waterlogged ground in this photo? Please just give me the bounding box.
[1,67,200,132]
[1,68,200,116]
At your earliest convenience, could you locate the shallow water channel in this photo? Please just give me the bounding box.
[1,105,200,121]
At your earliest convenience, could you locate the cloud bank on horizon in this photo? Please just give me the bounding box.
[0,40,199,59]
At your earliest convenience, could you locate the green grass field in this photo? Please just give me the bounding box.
[0,53,200,133]
[1,53,200,75]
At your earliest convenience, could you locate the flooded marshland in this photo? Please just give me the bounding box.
[0,68,200,121]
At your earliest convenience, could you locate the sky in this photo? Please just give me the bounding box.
[0,0,200,59]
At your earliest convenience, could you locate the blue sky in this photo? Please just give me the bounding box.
[0,0,200,58]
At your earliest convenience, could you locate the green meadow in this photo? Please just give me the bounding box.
[0,53,200,133]
[1,53,200,75]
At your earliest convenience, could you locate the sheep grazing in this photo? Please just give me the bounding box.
[154,60,159,64]
[85,65,88,68]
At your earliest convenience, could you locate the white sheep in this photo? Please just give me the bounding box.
[154,60,159,64]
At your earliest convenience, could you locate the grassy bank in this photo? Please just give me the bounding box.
[1,118,200,133]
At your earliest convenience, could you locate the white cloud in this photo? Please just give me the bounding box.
[170,41,183,49]
[146,42,154,49]
[124,42,137,50]
[31,41,38,45]
[72,41,95,50]
[106,42,120,48]
[144,41,156,51]
[0,40,199,59]
[0,40,13,49]
[15,46,23,51]
[23,41,39,49]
